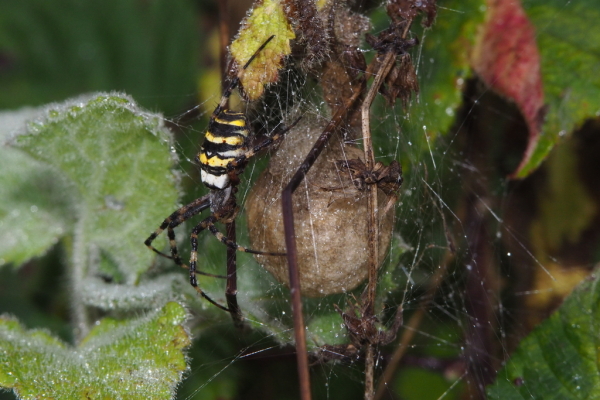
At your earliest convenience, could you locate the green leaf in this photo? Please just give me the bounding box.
[0,149,73,267]
[487,272,600,399]
[387,0,600,179]
[0,108,76,267]
[9,93,178,285]
[0,302,190,399]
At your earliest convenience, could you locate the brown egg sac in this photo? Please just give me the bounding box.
[245,118,396,297]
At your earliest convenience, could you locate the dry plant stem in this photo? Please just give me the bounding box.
[361,51,397,400]
[374,250,453,400]
[464,195,496,397]
[362,51,397,312]
[282,82,366,400]
[364,344,376,400]
[364,21,415,399]
[363,22,412,398]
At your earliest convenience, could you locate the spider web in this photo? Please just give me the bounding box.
[0,0,592,399]
[156,2,600,399]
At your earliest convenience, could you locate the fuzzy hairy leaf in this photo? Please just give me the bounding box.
[8,94,178,286]
[0,151,73,267]
[0,302,190,400]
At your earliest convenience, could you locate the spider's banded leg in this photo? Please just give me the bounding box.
[144,195,227,279]
[245,116,304,160]
[225,221,244,326]
[145,195,210,258]
[225,115,303,183]
[189,215,230,311]
[207,224,286,256]
[166,226,227,279]
[164,225,188,270]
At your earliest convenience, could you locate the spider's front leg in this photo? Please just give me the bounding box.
[144,195,225,278]
[144,196,208,258]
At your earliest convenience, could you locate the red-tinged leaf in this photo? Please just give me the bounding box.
[472,0,545,178]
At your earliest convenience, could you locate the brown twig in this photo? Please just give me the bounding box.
[362,51,397,313]
[361,50,397,400]
[361,19,415,400]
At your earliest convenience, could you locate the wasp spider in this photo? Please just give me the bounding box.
[145,35,298,312]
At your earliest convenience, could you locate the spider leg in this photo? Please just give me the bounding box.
[247,115,303,158]
[144,195,227,279]
[144,195,209,257]
[225,221,243,326]
[189,214,230,312]
[207,224,286,256]
[188,206,285,316]
[227,115,303,173]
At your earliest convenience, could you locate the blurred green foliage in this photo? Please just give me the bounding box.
[0,0,198,115]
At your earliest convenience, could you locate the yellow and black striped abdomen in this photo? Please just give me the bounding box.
[198,110,250,190]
